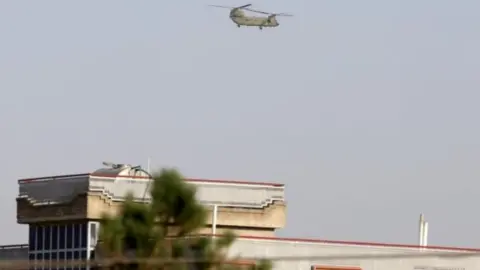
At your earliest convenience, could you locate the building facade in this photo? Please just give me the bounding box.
[3,163,480,270]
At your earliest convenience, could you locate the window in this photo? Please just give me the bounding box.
[73,251,80,270]
[52,252,58,268]
[45,253,51,269]
[89,223,98,248]
[37,226,44,251]
[37,253,44,270]
[29,225,36,251]
[52,225,58,250]
[73,224,80,248]
[66,224,73,249]
[59,252,65,270]
[52,252,58,270]
[66,251,73,270]
[59,225,66,249]
[80,223,87,248]
[45,225,51,250]
[28,253,35,270]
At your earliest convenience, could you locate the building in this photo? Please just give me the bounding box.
[2,163,480,270]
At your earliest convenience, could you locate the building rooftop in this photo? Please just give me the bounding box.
[3,234,479,256]
[18,171,284,187]
[236,235,480,252]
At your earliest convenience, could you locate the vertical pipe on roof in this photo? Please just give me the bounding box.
[423,221,429,247]
[419,214,425,246]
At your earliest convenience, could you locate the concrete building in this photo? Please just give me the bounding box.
[2,163,480,270]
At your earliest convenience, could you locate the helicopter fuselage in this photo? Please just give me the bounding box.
[229,9,279,29]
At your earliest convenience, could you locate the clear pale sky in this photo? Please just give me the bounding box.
[1,1,479,247]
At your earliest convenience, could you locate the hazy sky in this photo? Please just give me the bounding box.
[1,0,479,247]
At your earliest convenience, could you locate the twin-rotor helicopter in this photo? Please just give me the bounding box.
[209,3,293,30]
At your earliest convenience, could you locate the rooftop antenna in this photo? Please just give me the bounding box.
[142,157,153,202]
[147,157,151,175]
[418,214,429,247]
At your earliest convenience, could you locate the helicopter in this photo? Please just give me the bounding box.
[209,3,293,30]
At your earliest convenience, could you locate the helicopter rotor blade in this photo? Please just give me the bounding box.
[274,13,293,17]
[243,8,270,15]
[209,4,251,9]
[208,5,236,9]
[244,8,293,17]
[237,4,252,9]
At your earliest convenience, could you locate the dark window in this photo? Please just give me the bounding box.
[28,253,35,270]
[52,225,58,250]
[29,225,36,251]
[66,224,73,249]
[59,225,66,249]
[37,253,44,270]
[45,225,51,250]
[59,253,66,270]
[66,251,73,270]
[44,253,51,270]
[80,223,87,248]
[51,252,58,270]
[73,251,80,270]
[73,224,80,248]
[37,226,44,251]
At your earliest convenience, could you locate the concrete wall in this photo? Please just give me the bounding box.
[228,237,478,270]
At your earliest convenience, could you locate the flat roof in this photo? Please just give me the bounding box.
[0,234,480,252]
[3,235,479,253]
[237,235,480,252]
[18,173,284,187]
[0,244,28,250]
